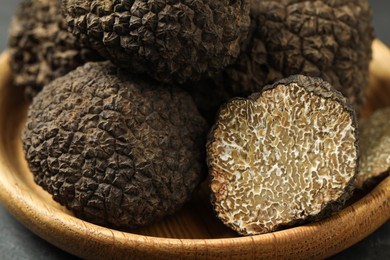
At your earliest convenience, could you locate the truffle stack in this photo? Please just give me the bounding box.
[16,0,251,229]
[12,0,378,235]
[202,0,374,235]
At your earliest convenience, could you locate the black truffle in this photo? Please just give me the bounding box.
[8,0,104,99]
[207,75,359,235]
[220,0,374,113]
[22,61,208,229]
[356,107,390,189]
[61,0,251,83]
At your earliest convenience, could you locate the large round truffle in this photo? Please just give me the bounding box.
[8,0,103,99]
[220,0,373,113]
[61,0,251,83]
[356,107,390,189]
[22,61,208,229]
[207,75,359,235]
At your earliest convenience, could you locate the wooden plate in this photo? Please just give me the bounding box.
[0,40,389,259]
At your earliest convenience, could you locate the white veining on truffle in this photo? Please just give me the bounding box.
[208,82,357,235]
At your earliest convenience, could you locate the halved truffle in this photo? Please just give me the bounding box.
[22,61,208,229]
[207,75,359,235]
[8,0,103,99]
[220,0,374,113]
[356,108,390,189]
[61,0,251,83]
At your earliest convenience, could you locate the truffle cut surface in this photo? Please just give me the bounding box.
[357,108,390,189]
[22,61,208,229]
[207,75,358,235]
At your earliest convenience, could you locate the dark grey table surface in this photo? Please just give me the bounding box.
[0,0,389,259]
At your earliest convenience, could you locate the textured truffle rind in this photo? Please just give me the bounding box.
[8,0,103,99]
[22,61,208,229]
[207,75,359,235]
[356,107,390,189]
[220,0,374,113]
[61,0,251,83]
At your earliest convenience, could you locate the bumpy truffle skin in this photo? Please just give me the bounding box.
[8,0,103,99]
[22,61,208,229]
[61,0,251,83]
[221,0,373,113]
[356,108,390,189]
[207,75,359,235]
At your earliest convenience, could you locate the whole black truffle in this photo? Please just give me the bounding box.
[22,61,208,229]
[207,75,359,235]
[8,0,104,99]
[61,0,251,83]
[220,0,374,113]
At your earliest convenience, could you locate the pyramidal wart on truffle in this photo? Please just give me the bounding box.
[61,0,251,83]
[220,0,374,113]
[8,0,103,99]
[22,61,208,229]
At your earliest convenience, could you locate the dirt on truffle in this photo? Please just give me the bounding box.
[61,0,251,83]
[22,61,208,229]
[8,0,104,99]
[207,75,359,235]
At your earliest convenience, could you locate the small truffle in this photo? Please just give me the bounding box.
[22,61,208,229]
[356,108,390,189]
[8,0,103,99]
[220,0,374,113]
[61,0,251,83]
[207,75,359,235]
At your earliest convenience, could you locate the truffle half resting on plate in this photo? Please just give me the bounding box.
[356,107,390,189]
[22,61,208,229]
[221,0,374,113]
[207,75,359,235]
[61,0,251,83]
[8,0,103,99]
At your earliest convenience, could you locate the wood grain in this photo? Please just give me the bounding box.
[0,40,389,259]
